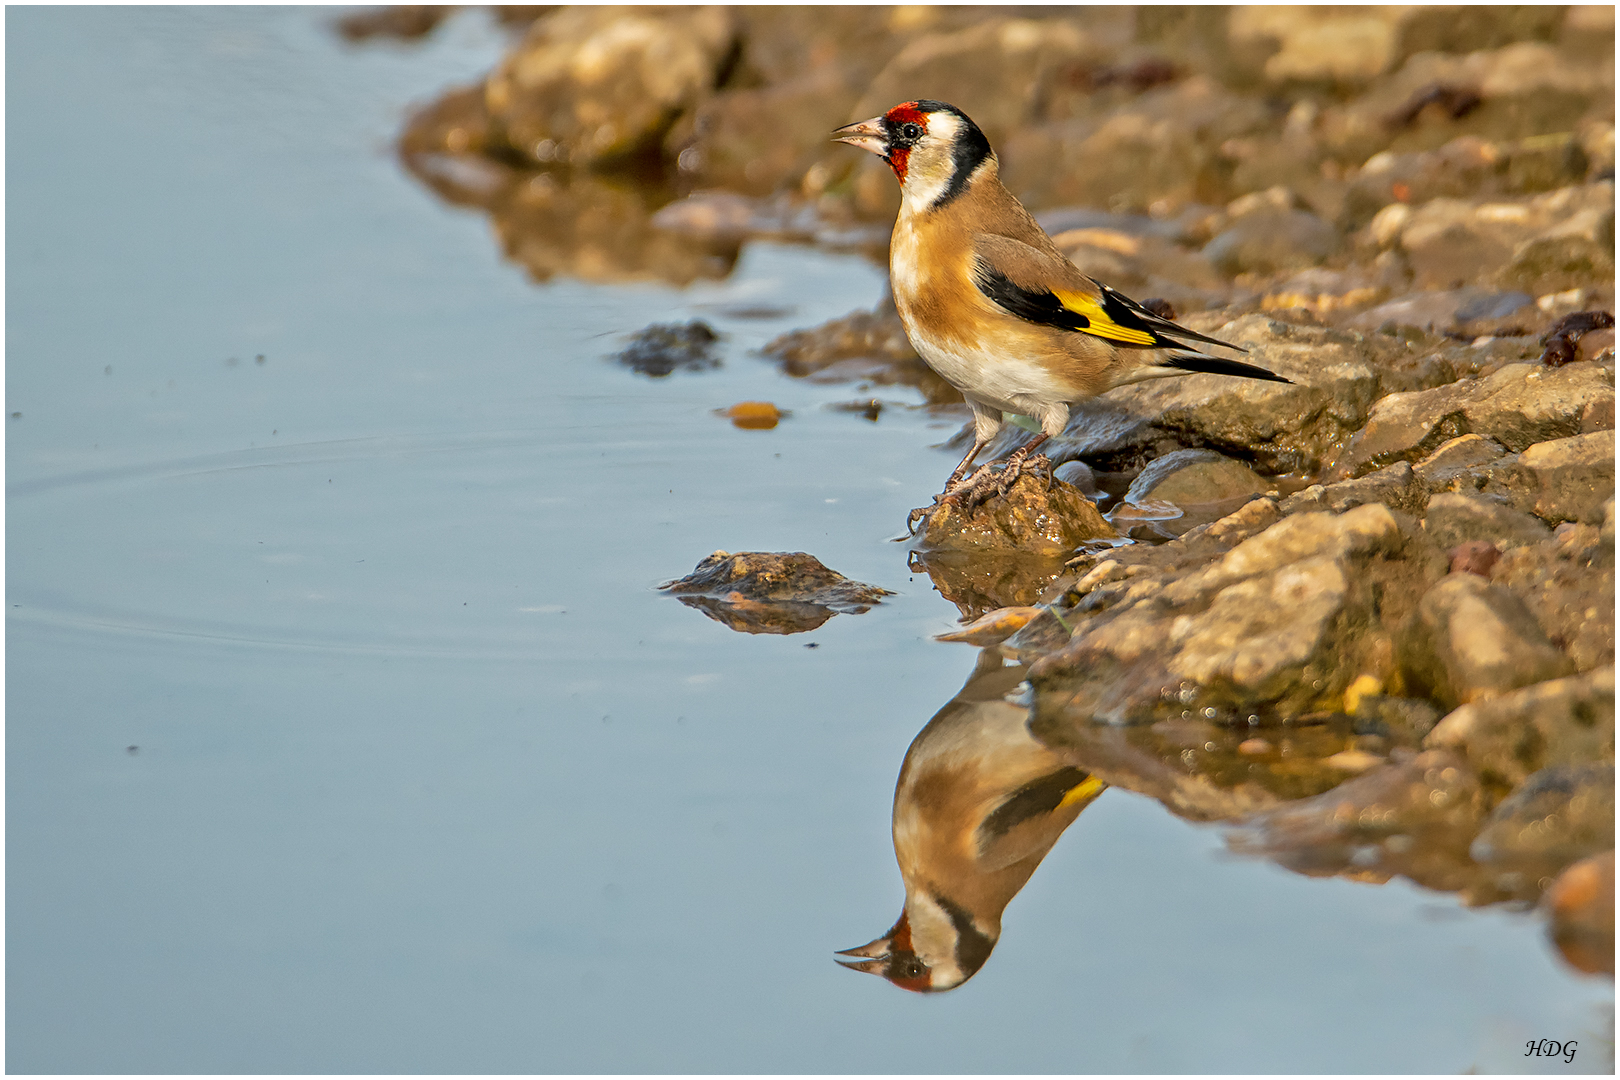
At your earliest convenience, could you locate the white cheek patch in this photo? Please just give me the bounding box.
[900,112,963,215]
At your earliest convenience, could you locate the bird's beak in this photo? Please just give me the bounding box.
[834,955,889,975]
[834,933,891,969]
[832,116,887,156]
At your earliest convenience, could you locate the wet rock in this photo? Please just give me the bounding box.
[398,81,501,159]
[1051,459,1097,495]
[1032,504,1440,725]
[1340,361,1616,476]
[1123,448,1269,503]
[1516,431,1616,524]
[659,550,891,635]
[1545,849,1616,976]
[484,6,736,168]
[1226,748,1510,903]
[1421,492,1552,552]
[914,473,1117,559]
[1425,668,1615,789]
[1490,518,1615,673]
[614,320,720,377]
[1401,573,1573,710]
[1471,763,1615,876]
[1279,461,1428,517]
[1117,449,1270,539]
[1103,315,1380,474]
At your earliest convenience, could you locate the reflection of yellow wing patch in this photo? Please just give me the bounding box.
[1051,289,1156,346]
[1058,775,1106,808]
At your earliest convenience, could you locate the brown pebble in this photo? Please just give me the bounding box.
[724,401,782,430]
[1448,540,1500,577]
[1238,738,1273,755]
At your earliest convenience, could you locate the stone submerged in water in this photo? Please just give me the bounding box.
[659,550,892,635]
[914,473,1117,558]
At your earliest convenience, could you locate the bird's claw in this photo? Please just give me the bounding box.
[908,454,1054,529]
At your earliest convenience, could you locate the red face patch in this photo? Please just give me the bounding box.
[882,102,928,184]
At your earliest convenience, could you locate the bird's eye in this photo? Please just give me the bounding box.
[900,122,922,141]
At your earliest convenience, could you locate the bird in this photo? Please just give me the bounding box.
[836,650,1106,992]
[833,100,1291,523]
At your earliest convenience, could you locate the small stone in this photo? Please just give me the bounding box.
[916,474,1118,558]
[722,401,783,430]
[615,321,721,377]
[1448,540,1501,577]
[660,551,892,635]
[1238,737,1274,755]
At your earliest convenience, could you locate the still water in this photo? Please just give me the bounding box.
[6,7,1611,1073]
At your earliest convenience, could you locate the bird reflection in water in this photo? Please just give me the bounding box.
[838,648,1105,992]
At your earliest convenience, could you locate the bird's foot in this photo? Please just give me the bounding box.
[993,452,1053,496]
[907,454,1054,530]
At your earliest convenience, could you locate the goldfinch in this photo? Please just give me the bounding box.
[836,651,1106,992]
[833,101,1290,518]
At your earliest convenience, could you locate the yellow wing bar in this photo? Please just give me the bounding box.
[1051,289,1157,346]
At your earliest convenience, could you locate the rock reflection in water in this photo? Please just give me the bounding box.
[838,649,1105,993]
[660,551,891,636]
[400,111,740,286]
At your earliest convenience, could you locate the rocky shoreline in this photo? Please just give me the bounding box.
[367,4,1615,975]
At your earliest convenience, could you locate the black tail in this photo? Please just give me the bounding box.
[1160,352,1292,383]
